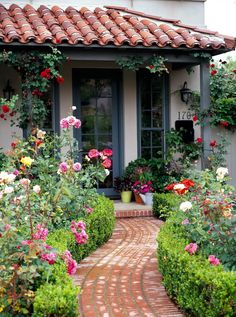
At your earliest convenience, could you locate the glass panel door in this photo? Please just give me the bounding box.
[73,70,121,196]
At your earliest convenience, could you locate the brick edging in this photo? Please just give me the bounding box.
[115,209,153,218]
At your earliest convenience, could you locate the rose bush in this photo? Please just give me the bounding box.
[0,113,112,314]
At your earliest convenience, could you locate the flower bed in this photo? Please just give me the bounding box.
[157,171,236,316]
[34,196,115,316]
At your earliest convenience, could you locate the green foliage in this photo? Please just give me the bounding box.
[33,262,79,317]
[152,193,183,220]
[116,56,144,71]
[190,59,236,130]
[157,220,236,317]
[0,47,65,130]
[146,55,169,75]
[69,196,115,262]
[116,54,168,76]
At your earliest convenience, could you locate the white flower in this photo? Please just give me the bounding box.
[5,173,16,184]
[33,185,41,194]
[216,167,228,181]
[0,191,3,199]
[104,169,110,176]
[0,172,9,183]
[37,129,46,139]
[72,106,77,110]
[180,201,192,212]
[173,183,186,190]
[4,186,14,194]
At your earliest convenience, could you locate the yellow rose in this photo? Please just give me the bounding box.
[20,157,34,167]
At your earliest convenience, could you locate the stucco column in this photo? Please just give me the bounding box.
[123,70,138,167]
[200,60,211,168]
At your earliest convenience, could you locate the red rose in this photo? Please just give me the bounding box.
[220,121,229,127]
[181,179,195,188]
[196,137,203,143]
[40,68,51,79]
[211,70,217,76]
[2,105,10,113]
[193,115,198,122]
[210,140,217,147]
[56,76,64,84]
[164,183,176,191]
[32,89,43,97]
[0,114,4,118]
[102,158,112,168]
[9,112,15,117]
[11,141,17,148]
[35,140,43,147]
[232,70,236,74]
[149,65,155,69]
[210,64,215,68]
[102,148,113,157]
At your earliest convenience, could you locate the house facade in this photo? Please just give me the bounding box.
[0,0,235,195]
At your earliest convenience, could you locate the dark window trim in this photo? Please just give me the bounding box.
[137,70,169,158]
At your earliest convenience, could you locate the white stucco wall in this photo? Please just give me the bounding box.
[0,65,22,151]
[2,0,205,26]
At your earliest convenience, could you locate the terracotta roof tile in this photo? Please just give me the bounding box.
[0,3,234,50]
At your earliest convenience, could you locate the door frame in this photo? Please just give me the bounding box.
[72,68,123,197]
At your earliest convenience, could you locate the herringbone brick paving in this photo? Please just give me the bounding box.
[73,217,184,317]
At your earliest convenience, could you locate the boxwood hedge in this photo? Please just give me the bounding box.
[153,192,183,220]
[33,196,115,316]
[157,202,236,316]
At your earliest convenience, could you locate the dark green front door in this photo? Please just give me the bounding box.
[73,69,122,196]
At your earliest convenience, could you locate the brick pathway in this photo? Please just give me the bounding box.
[73,217,184,317]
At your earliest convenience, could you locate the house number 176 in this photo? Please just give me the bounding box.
[177,111,193,120]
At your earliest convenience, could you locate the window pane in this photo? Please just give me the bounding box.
[96,79,112,97]
[97,98,112,116]
[81,116,95,134]
[98,135,112,149]
[97,116,112,133]
[141,148,151,160]
[141,77,151,110]
[82,134,95,151]
[80,79,96,99]
[141,130,151,147]
[152,131,162,147]
[142,111,151,128]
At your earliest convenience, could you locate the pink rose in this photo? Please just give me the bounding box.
[73,162,82,172]
[74,119,81,128]
[208,255,220,266]
[67,115,76,126]
[102,158,112,168]
[62,250,78,275]
[60,118,69,129]
[184,243,198,255]
[33,224,48,240]
[59,162,68,173]
[41,252,57,265]
[3,224,11,231]
[20,178,31,188]
[88,149,100,159]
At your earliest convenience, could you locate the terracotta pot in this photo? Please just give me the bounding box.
[134,192,143,204]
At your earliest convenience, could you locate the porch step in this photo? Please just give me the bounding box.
[114,201,153,218]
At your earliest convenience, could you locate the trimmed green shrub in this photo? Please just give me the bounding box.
[157,221,236,317]
[153,193,183,220]
[33,196,115,316]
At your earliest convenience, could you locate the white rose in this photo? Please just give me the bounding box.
[173,183,186,190]
[4,186,14,194]
[104,169,110,176]
[5,173,16,184]
[216,167,228,181]
[37,129,46,139]
[180,201,192,212]
[33,185,41,194]
[0,172,9,183]
[72,106,77,110]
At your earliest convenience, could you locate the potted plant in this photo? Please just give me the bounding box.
[132,180,154,205]
[114,176,133,203]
